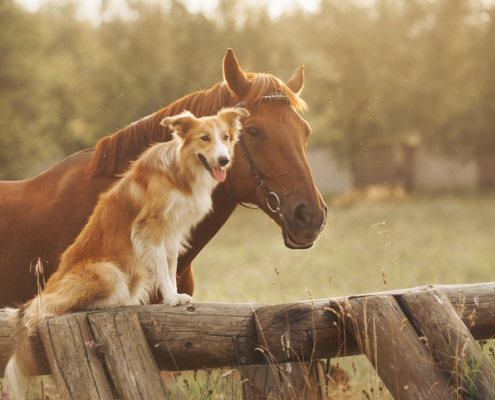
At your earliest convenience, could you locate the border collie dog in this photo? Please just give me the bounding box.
[4,107,249,398]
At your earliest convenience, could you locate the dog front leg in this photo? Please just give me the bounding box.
[165,246,192,304]
[167,249,179,292]
[132,224,191,306]
[149,244,190,306]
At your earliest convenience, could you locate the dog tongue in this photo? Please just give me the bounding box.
[212,167,226,183]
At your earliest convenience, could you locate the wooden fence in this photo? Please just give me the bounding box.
[1,282,495,399]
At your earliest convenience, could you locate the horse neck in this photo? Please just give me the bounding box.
[89,82,235,178]
[88,114,165,178]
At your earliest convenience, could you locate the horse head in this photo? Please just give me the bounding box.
[223,49,327,249]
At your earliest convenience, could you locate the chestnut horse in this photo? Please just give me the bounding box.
[0,49,327,308]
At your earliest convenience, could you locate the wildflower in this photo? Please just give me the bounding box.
[85,339,95,348]
[44,392,49,397]
[44,384,50,389]
[56,395,61,398]
[2,391,10,400]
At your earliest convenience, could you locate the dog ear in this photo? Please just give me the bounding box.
[217,107,249,138]
[160,111,198,138]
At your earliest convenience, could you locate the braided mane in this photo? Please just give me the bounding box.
[88,74,306,177]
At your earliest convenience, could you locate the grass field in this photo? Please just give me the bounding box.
[193,192,495,304]
[189,191,495,398]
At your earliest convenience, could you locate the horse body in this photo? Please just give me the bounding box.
[0,49,327,307]
[0,151,116,305]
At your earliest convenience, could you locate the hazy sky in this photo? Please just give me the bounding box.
[15,0,321,21]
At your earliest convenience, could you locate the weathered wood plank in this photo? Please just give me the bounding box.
[332,295,455,400]
[135,302,262,371]
[1,282,495,375]
[37,312,115,400]
[242,362,319,400]
[399,289,495,400]
[254,300,355,363]
[88,309,172,400]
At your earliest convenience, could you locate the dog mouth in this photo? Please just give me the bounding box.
[198,154,227,183]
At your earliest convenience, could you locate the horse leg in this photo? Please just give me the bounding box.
[177,263,195,296]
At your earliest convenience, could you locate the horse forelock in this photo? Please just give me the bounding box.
[89,73,306,178]
[243,73,307,111]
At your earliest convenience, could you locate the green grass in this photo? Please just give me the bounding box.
[193,192,495,304]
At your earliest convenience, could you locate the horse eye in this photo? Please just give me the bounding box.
[200,136,210,142]
[245,128,259,137]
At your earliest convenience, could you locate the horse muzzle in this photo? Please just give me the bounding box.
[279,203,327,250]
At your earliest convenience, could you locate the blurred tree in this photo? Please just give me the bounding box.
[0,0,61,178]
[1,0,494,184]
[293,0,426,180]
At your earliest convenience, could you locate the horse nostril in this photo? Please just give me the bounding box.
[218,156,230,167]
[293,203,311,226]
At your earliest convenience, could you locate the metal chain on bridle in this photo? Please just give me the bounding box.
[226,93,287,215]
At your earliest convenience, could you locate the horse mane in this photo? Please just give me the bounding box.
[89,73,307,178]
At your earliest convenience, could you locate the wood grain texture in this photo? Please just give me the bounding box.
[331,295,455,400]
[254,299,355,363]
[399,289,495,400]
[134,302,262,371]
[37,312,114,400]
[242,361,319,400]
[88,309,172,400]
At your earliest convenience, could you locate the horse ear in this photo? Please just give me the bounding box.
[160,111,198,138]
[223,49,251,97]
[286,65,305,95]
[218,107,250,136]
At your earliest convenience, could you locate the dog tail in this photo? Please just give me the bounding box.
[4,297,51,398]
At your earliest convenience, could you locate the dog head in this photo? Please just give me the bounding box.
[160,107,249,183]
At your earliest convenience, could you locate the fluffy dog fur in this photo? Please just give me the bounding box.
[3,106,249,398]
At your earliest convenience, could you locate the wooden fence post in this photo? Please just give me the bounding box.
[331,295,455,400]
[88,308,178,400]
[252,301,332,399]
[37,312,115,400]
[242,361,320,400]
[399,289,495,399]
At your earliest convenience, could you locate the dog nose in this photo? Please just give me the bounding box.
[218,156,230,167]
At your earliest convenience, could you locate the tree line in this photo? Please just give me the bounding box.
[0,0,493,180]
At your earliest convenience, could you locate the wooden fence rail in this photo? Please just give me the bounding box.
[1,281,495,399]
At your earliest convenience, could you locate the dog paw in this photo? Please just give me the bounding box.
[162,293,193,306]
[175,293,193,305]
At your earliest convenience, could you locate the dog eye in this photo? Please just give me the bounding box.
[200,136,210,142]
[223,134,229,141]
[245,128,259,138]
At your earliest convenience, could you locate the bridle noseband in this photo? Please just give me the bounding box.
[226,93,316,250]
[227,135,281,213]
[226,93,286,215]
